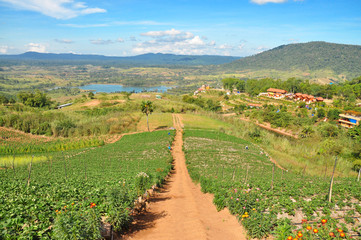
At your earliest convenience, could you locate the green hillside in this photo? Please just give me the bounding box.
[224,41,361,82]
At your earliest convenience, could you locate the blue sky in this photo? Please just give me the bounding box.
[0,0,360,56]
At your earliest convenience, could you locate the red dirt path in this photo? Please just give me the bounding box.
[123,114,246,240]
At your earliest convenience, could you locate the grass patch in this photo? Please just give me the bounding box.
[137,113,173,132]
[181,114,232,130]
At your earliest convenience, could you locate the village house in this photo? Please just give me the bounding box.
[338,112,361,128]
[266,88,287,99]
[315,97,324,102]
[293,93,320,104]
[194,84,210,95]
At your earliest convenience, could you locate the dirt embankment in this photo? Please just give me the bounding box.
[239,117,299,139]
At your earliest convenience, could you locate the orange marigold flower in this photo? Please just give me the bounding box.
[71,202,75,206]
[90,202,96,208]
[302,219,307,223]
[306,226,312,230]
[297,232,303,238]
[321,219,327,224]
[287,236,293,240]
[338,229,343,233]
[313,229,318,233]
[340,232,346,238]
[329,232,335,237]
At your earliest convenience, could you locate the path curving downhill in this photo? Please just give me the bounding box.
[124,114,246,240]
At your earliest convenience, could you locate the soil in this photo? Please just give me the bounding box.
[82,99,101,107]
[239,117,299,139]
[122,114,246,240]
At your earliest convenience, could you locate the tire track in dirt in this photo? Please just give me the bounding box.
[123,114,246,240]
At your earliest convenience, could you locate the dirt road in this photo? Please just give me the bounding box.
[124,114,246,240]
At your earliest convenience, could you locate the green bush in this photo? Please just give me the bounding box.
[53,204,101,240]
[134,172,152,195]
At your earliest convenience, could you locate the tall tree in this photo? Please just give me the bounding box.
[141,100,153,132]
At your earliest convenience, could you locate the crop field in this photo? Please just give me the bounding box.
[183,130,361,239]
[0,130,174,239]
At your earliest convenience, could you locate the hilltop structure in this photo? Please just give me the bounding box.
[338,112,361,128]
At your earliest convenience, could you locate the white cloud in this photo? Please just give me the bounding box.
[90,39,114,45]
[0,0,106,19]
[54,39,74,44]
[0,46,9,54]
[251,0,287,4]
[141,29,182,37]
[187,36,204,45]
[134,29,226,55]
[89,38,124,45]
[238,44,245,50]
[132,29,248,56]
[26,43,46,53]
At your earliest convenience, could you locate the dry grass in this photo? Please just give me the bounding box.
[181,114,231,130]
[137,113,173,132]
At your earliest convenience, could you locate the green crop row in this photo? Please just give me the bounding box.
[0,138,105,155]
[183,130,361,239]
[0,130,174,239]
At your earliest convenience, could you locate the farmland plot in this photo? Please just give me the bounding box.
[0,130,174,239]
[183,130,361,239]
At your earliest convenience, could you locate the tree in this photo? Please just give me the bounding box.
[141,100,153,132]
[88,92,95,99]
[17,90,52,108]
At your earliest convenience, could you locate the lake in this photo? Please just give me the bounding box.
[78,84,172,93]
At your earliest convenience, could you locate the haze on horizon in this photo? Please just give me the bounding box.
[0,0,360,57]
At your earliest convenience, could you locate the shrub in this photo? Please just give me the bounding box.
[53,204,101,240]
[134,172,152,195]
[106,187,134,232]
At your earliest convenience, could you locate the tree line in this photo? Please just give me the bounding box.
[222,76,361,101]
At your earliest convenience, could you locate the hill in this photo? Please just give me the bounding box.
[0,52,239,66]
[224,41,361,82]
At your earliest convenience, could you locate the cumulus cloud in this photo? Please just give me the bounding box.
[0,0,106,19]
[26,43,46,53]
[54,39,74,44]
[132,29,248,56]
[0,46,9,54]
[133,29,235,55]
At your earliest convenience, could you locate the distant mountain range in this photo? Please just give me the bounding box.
[1,41,360,82]
[223,41,361,81]
[0,52,240,66]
